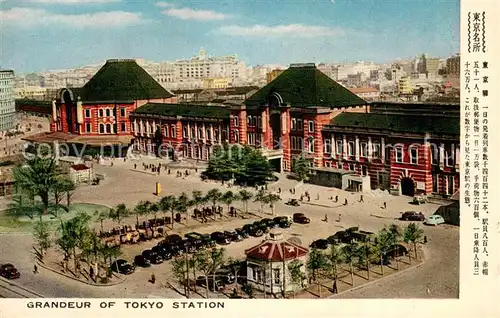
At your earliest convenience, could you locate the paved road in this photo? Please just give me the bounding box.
[0,163,459,298]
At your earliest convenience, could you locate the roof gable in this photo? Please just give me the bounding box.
[245,64,366,108]
[77,59,173,102]
[245,240,308,261]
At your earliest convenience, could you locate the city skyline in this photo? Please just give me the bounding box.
[1,0,459,73]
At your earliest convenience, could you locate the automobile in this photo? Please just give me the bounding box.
[224,230,243,242]
[200,234,217,248]
[273,216,292,228]
[163,234,183,245]
[401,211,425,221]
[152,245,173,260]
[142,249,163,264]
[214,268,236,284]
[327,231,353,244]
[425,214,446,226]
[133,255,151,268]
[235,228,249,239]
[285,199,300,207]
[110,259,134,275]
[196,276,225,291]
[178,239,197,253]
[0,264,20,279]
[159,241,183,256]
[293,213,310,224]
[211,231,231,245]
[260,218,278,229]
[252,221,270,233]
[184,232,204,249]
[242,224,264,237]
[310,239,329,250]
[351,230,375,243]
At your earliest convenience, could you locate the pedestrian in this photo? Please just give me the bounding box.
[89,266,94,281]
[359,194,364,202]
[316,194,319,200]
[33,264,38,274]
[278,187,281,194]
[383,201,387,209]
[332,280,338,294]
[335,195,338,203]
[134,163,137,169]
[324,214,328,222]
[338,214,342,222]
[151,273,156,284]
[168,169,171,174]
[307,196,310,202]
[424,236,428,244]
[344,198,348,206]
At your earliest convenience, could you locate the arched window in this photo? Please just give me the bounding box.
[191,127,195,138]
[214,129,219,141]
[99,109,104,117]
[308,137,314,153]
[99,124,104,134]
[106,124,111,133]
[105,109,111,117]
[206,128,211,140]
[171,126,176,138]
[183,126,188,138]
[234,130,239,143]
[198,128,203,139]
[233,116,239,127]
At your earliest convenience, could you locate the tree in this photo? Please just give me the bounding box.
[132,201,149,226]
[148,202,160,226]
[190,190,204,212]
[341,243,358,286]
[57,212,92,277]
[403,223,424,262]
[387,224,402,270]
[287,259,306,298]
[355,241,375,280]
[375,229,392,276]
[159,195,177,228]
[81,230,103,279]
[194,249,212,298]
[253,189,268,213]
[175,192,190,224]
[220,191,237,214]
[32,219,52,259]
[94,210,109,233]
[205,189,222,218]
[293,155,311,182]
[266,193,281,216]
[327,244,344,280]
[238,190,253,214]
[209,248,226,293]
[171,256,189,297]
[306,248,329,298]
[109,203,129,227]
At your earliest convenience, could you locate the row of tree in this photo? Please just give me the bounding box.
[304,223,424,297]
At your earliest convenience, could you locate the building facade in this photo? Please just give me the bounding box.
[0,70,16,132]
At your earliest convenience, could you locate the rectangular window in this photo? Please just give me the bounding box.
[183,127,188,138]
[120,108,126,117]
[297,137,303,151]
[308,138,314,153]
[360,142,368,157]
[297,119,303,131]
[273,269,280,284]
[372,143,380,158]
[324,139,331,154]
[336,140,342,155]
[445,149,455,166]
[431,145,438,165]
[120,122,126,132]
[171,126,176,138]
[308,120,314,132]
[85,123,91,132]
[291,118,296,131]
[291,136,296,150]
[348,141,354,156]
[234,116,239,127]
[395,146,403,163]
[85,109,91,118]
[410,147,418,164]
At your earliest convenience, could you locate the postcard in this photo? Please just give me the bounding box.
[0,0,498,317]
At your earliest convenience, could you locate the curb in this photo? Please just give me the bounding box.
[0,276,44,298]
[328,258,427,298]
[36,260,127,287]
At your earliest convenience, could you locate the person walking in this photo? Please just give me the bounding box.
[332,280,338,294]
[151,273,156,284]
[324,214,328,222]
[134,163,137,169]
[359,194,364,202]
[424,236,428,244]
[335,195,338,203]
[383,201,387,209]
[344,198,348,206]
[33,264,38,274]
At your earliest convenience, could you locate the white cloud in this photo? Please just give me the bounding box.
[219,24,347,37]
[0,8,143,28]
[155,1,174,7]
[162,8,226,21]
[24,0,121,3]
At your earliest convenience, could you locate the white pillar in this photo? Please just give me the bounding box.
[218,124,222,143]
[281,112,287,134]
[261,112,267,133]
[343,135,347,160]
[194,122,198,140]
[187,122,191,138]
[210,125,214,142]
[202,123,206,143]
[367,136,373,160]
[355,136,360,161]
[331,134,336,156]
[381,137,386,162]
[454,145,460,167]
[439,143,445,167]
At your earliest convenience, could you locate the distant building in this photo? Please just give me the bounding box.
[446,54,460,75]
[0,70,16,132]
[266,69,284,83]
[425,58,440,77]
[346,73,365,87]
[398,77,413,95]
[349,87,380,100]
[203,77,230,89]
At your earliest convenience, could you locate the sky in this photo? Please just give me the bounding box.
[0,0,459,73]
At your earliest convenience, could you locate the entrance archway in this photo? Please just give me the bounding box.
[400,177,415,196]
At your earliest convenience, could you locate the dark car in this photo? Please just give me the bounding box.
[310,239,329,250]
[351,230,375,243]
[196,276,225,291]
[152,245,173,260]
[401,211,425,221]
[184,232,204,249]
[327,231,354,244]
[293,213,310,224]
[110,259,134,275]
[163,234,183,245]
[260,218,278,229]
[242,224,264,237]
[252,221,270,233]
[142,249,163,264]
[211,231,231,245]
[0,264,20,279]
[224,230,243,242]
[235,228,249,239]
[159,241,183,256]
[200,234,217,248]
[177,239,197,253]
[285,199,300,206]
[133,255,151,268]
[214,268,236,284]
[273,216,292,228]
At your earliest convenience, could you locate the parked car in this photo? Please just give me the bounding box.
[224,230,243,242]
[327,231,353,244]
[351,230,376,243]
[273,216,292,228]
[110,259,134,275]
[214,268,236,284]
[235,228,249,239]
[0,264,20,279]
[401,211,425,221]
[252,221,269,233]
[152,245,173,260]
[163,234,183,244]
[178,239,197,253]
[242,224,264,237]
[293,213,310,224]
[260,218,278,229]
[133,255,151,268]
[142,249,163,264]
[200,234,217,248]
[285,199,300,206]
[211,231,231,245]
[310,239,329,250]
[184,233,204,249]
[425,214,445,226]
[196,276,225,291]
[159,241,183,256]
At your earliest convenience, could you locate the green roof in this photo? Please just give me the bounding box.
[329,113,459,136]
[78,59,173,102]
[15,99,52,108]
[245,63,366,108]
[132,103,230,119]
